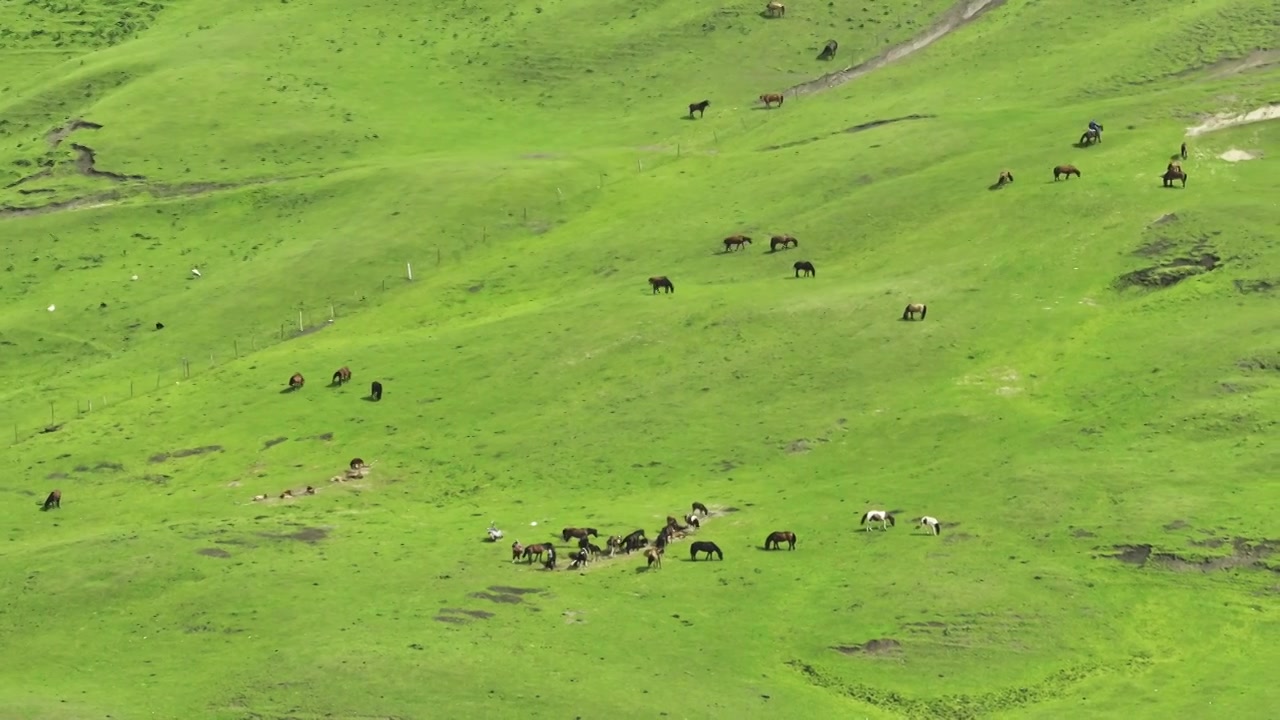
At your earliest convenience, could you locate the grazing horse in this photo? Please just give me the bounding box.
[1180,142,1188,160]
[622,529,648,553]
[860,510,895,531]
[522,543,552,564]
[606,535,622,556]
[252,493,269,502]
[765,0,785,17]
[690,541,724,560]
[41,490,61,511]
[511,541,525,562]
[688,100,710,118]
[350,458,365,470]
[304,486,316,495]
[288,373,305,390]
[723,235,752,252]
[370,381,383,400]
[568,548,590,569]
[685,514,701,529]
[918,516,942,536]
[562,527,599,542]
[1162,165,1187,188]
[586,542,603,558]
[649,276,674,294]
[760,93,785,108]
[996,170,1014,187]
[764,531,797,550]
[770,235,798,251]
[818,39,838,60]
[665,515,687,532]
[280,489,293,499]
[332,366,351,385]
[644,546,663,569]
[793,261,815,278]
[1053,165,1081,181]
[692,501,709,516]
[487,522,504,542]
[901,303,927,321]
[1079,125,1103,145]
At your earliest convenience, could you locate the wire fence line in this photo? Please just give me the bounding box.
[4,126,751,445]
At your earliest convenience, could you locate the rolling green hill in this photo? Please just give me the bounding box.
[1,0,1278,718]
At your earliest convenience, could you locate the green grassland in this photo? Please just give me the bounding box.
[1,0,1278,717]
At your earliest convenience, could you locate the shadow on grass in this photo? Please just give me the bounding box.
[278,387,300,395]
[361,396,380,402]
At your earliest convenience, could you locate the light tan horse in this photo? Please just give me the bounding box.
[765,1,785,17]
[759,93,785,108]
[901,303,927,321]
[644,546,663,569]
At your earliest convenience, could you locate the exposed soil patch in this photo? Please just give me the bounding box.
[844,114,936,133]
[1234,278,1277,294]
[3,169,52,190]
[0,192,124,219]
[263,436,288,449]
[259,527,329,544]
[1236,356,1279,372]
[1186,103,1280,137]
[1133,237,1177,257]
[1219,149,1260,162]
[197,548,231,558]
[70,144,145,182]
[46,119,103,148]
[785,439,812,454]
[786,0,1008,97]
[833,638,901,655]
[441,608,494,619]
[761,115,934,152]
[434,615,469,624]
[1149,213,1179,227]
[487,586,545,596]
[1115,253,1220,290]
[1202,49,1280,80]
[1071,528,1096,538]
[1163,519,1190,531]
[469,591,524,604]
[91,461,124,472]
[46,472,68,480]
[149,445,223,463]
[1108,539,1280,572]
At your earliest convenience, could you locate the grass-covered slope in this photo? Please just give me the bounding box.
[1,0,1278,718]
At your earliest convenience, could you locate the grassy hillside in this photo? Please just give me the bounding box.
[1,0,1278,718]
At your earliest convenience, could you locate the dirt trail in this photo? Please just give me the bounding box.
[1186,103,1280,137]
[786,0,1008,97]
[70,144,146,181]
[46,118,103,148]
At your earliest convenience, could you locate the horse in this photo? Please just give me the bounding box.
[606,535,622,556]
[665,515,687,531]
[723,235,752,252]
[793,261,815,278]
[487,522,504,542]
[996,170,1014,187]
[304,486,316,495]
[690,541,724,560]
[370,381,383,400]
[685,514,701,529]
[760,93,785,108]
[764,531,797,550]
[522,543,552,563]
[1078,125,1103,145]
[511,541,525,562]
[918,516,942,536]
[621,529,648,553]
[688,100,710,118]
[692,501,709,516]
[770,235,798,251]
[860,510,895,531]
[280,489,294,499]
[288,373,305,390]
[818,39,838,60]
[562,527,599,542]
[1162,166,1187,188]
[586,542,603,558]
[765,0,785,17]
[349,458,365,470]
[332,366,351,385]
[901,303,927,321]
[543,546,557,570]
[252,493,268,502]
[41,490,61,511]
[568,548,590,569]
[1053,165,1081,181]
[1180,142,1188,160]
[644,546,663,569]
[649,276,674,294]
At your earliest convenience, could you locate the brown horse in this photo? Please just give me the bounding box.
[1180,142,1188,160]
[522,543,552,563]
[1053,165,1081,180]
[996,170,1014,186]
[665,515,687,531]
[765,0,785,17]
[770,235,798,251]
[760,93,785,108]
[688,100,710,118]
[794,261,815,278]
[1078,125,1103,145]
[332,366,351,385]
[691,501,709,516]
[902,303,927,321]
[818,39,838,60]
[280,489,293,499]
[511,541,525,562]
[649,276,674,294]
[723,235,752,252]
[561,527,599,542]
[690,541,724,560]
[288,372,305,390]
[644,546,663,569]
[1162,165,1187,188]
[764,531,797,550]
[41,489,61,511]
[349,458,365,470]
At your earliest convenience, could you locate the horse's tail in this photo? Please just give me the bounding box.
[902,305,911,320]
[919,305,927,320]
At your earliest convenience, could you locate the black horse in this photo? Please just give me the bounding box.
[41,490,61,511]
[689,541,724,561]
[793,261,815,278]
[370,381,383,401]
[818,40,838,60]
[691,501,709,516]
[621,529,647,553]
[688,100,710,118]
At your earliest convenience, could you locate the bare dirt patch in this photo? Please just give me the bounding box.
[786,0,1008,97]
[259,527,329,544]
[197,548,231,558]
[1115,253,1220,290]
[833,638,901,655]
[70,144,145,182]
[469,591,524,604]
[785,439,812,454]
[1108,539,1280,572]
[1186,103,1280,137]
[1163,519,1190,531]
[149,445,223,463]
[1219,149,1260,162]
[46,119,103,148]
[263,437,288,449]
[844,114,936,134]
[487,586,545,595]
[1149,213,1179,227]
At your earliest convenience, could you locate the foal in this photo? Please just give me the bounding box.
[918,516,942,535]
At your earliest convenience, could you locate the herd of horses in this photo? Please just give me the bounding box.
[285,367,382,400]
[998,131,1192,189]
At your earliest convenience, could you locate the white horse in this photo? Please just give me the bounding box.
[859,510,895,531]
[918,516,941,535]
[486,521,503,542]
